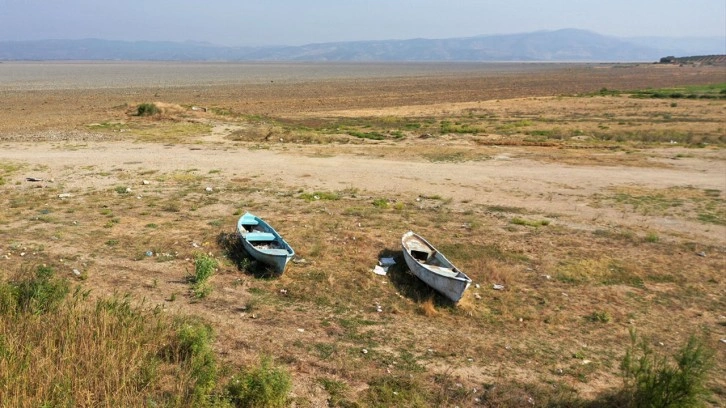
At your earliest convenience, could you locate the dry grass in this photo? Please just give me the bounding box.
[0,67,724,406]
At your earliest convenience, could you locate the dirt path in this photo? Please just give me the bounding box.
[2,141,724,242]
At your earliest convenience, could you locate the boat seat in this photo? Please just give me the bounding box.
[240,215,259,226]
[246,232,276,241]
[260,248,291,256]
[425,265,459,278]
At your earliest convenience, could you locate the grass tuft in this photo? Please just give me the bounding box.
[226,356,292,408]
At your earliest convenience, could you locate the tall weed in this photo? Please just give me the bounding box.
[621,329,714,407]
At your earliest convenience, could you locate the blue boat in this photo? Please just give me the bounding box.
[237,212,295,274]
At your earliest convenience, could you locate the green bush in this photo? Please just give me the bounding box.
[227,357,292,408]
[174,318,219,403]
[1,265,70,315]
[191,254,218,298]
[621,329,714,407]
[137,103,160,116]
[372,198,389,209]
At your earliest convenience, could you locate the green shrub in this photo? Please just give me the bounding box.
[621,329,714,407]
[372,198,389,209]
[194,255,217,283]
[191,254,217,298]
[174,318,219,403]
[3,265,70,315]
[511,217,550,227]
[586,310,611,323]
[137,103,160,116]
[227,357,292,408]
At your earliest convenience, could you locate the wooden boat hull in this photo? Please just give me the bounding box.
[237,213,295,274]
[401,231,472,302]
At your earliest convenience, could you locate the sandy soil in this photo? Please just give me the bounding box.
[2,140,724,243]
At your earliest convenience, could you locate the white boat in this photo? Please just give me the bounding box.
[237,212,295,274]
[401,231,472,302]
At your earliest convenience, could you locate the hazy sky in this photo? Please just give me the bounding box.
[1,0,724,46]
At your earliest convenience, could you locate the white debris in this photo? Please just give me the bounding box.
[72,269,81,277]
[373,265,388,276]
[297,328,304,333]
[373,257,396,276]
[58,193,72,199]
[493,284,505,290]
[361,349,368,354]
[205,187,213,192]
[142,180,150,185]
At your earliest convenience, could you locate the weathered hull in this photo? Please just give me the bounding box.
[401,231,472,302]
[237,213,295,274]
[240,239,293,273]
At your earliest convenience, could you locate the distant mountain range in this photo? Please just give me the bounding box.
[0,29,723,62]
